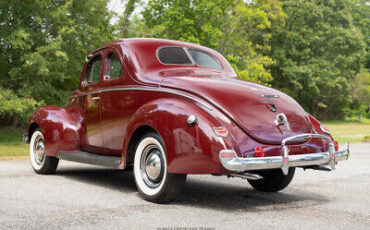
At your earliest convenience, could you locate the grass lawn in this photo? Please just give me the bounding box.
[0,118,369,157]
[0,127,29,157]
[323,118,370,144]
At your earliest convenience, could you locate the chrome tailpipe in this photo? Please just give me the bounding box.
[303,165,333,171]
[228,173,263,180]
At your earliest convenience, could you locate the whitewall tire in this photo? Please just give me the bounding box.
[29,128,59,174]
[133,132,186,203]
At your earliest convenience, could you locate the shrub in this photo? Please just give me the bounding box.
[0,87,41,127]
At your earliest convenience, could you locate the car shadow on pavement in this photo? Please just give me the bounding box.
[174,177,330,212]
[56,168,137,193]
[54,168,330,211]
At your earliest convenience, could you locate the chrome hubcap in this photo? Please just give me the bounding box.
[140,145,164,188]
[33,136,45,165]
[145,152,162,180]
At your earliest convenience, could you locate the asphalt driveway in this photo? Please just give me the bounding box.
[0,143,369,230]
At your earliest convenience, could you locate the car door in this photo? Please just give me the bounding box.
[100,48,127,156]
[80,52,104,154]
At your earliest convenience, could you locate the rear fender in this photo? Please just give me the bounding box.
[123,99,236,174]
[27,105,79,157]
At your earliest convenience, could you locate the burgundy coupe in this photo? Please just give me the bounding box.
[23,38,349,203]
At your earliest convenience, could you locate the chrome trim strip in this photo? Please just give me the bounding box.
[320,125,331,135]
[220,133,350,173]
[69,87,213,110]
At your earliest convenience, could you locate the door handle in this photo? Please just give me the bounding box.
[91,96,100,100]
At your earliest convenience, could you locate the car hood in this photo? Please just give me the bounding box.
[161,76,313,144]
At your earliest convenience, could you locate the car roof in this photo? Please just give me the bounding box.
[92,38,236,83]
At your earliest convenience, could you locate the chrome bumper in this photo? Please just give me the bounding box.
[219,134,349,175]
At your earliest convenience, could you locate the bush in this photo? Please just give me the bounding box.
[0,87,41,127]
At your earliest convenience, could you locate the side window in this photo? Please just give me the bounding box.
[106,53,122,80]
[188,49,221,69]
[157,46,192,65]
[86,56,102,83]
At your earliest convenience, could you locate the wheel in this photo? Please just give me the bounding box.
[29,128,59,174]
[133,132,186,203]
[247,168,295,192]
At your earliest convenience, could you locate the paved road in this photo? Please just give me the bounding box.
[0,143,369,230]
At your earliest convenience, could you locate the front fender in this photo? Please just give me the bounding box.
[27,105,79,157]
[124,99,236,174]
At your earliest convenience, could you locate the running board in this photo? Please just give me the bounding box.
[57,151,121,168]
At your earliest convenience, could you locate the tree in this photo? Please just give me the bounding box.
[0,0,113,125]
[349,0,370,120]
[269,0,366,119]
[351,0,370,68]
[0,0,113,106]
[348,71,370,120]
[0,86,40,126]
[118,0,140,38]
[141,0,285,84]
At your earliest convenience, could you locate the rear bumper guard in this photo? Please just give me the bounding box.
[219,134,349,175]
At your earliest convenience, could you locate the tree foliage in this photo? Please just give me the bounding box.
[0,86,41,126]
[118,0,140,38]
[142,0,285,83]
[0,0,368,126]
[1,0,113,104]
[269,0,366,119]
[0,0,113,125]
[349,71,370,118]
[350,0,370,68]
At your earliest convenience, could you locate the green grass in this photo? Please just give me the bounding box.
[0,127,29,157]
[323,118,370,144]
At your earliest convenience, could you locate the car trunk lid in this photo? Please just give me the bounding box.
[161,75,313,144]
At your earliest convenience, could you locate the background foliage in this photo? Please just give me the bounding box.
[0,0,113,125]
[0,0,369,126]
[269,0,366,119]
[142,0,285,83]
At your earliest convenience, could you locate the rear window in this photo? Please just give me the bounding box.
[157,46,192,65]
[188,48,221,69]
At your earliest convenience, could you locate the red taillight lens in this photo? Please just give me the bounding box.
[333,140,339,151]
[213,127,228,137]
[254,145,265,157]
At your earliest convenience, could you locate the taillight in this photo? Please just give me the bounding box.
[333,140,339,151]
[254,145,265,157]
[213,127,228,137]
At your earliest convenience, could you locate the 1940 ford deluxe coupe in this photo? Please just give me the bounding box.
[23,38,349,203]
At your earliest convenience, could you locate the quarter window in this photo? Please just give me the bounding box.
[86,56,102,83]
[157,46,192,65]
[188,49,221,69]
[107,53,122,80]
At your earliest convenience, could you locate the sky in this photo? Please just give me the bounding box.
[107,0,125,24]
[107,0,144,24]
